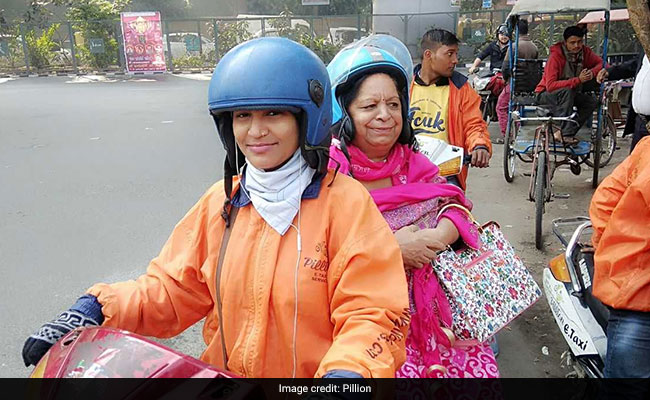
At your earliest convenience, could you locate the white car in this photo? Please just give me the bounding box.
[328,27,367,45]
[163,33,215,58]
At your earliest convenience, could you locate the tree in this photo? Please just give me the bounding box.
[22,0,54,28]
[245,0,371,15]
[626,0,650,58]
[57,0,131,68]
[128,0,192,18]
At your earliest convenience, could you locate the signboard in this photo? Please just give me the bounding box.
[0,41,8,57]
[450,0,461,6]
[301,0,330,5]
[89,38,105,54]
[482,0,492,8]
[506,0,517,5]
[184,34,200,52]
[120,11,166,73]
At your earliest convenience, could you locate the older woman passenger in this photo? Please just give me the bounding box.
[327,36,499,378]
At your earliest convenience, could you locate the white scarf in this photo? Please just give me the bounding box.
[242,150,316,235]
[632,55,650,116]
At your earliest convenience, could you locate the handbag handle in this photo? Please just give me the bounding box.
[436,203,482,231]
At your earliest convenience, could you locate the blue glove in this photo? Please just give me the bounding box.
[22,294,104,367]
[320,370,371,400]
[323,370,364,378]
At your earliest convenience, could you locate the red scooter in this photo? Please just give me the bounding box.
[27,326,266,399]
[30,326,238,378]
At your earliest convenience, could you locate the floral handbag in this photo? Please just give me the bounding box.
[431,204,542,343]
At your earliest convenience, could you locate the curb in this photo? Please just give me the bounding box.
[171,70,213,74]
[0,71,171,79]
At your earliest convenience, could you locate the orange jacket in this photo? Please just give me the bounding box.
[589,136,650,311]
[410,68,492,190]
[87,171,409,378]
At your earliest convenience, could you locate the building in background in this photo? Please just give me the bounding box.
[372,0,460,56]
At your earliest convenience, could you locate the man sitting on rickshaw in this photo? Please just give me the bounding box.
[535,25,604,145]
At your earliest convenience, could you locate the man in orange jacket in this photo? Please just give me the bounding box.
[409,28,492,190]
[589,135,650,378]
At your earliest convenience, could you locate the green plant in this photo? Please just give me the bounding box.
[24,23,59,69]
[64,0,131,69]
[298,34,341,64]
[172,50,215,69]
[0,25,25,71]
[606,21,638,54]
[530,19,574,58]
[216,20,252,59]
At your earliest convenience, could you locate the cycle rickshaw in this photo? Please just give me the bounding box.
[503,0,616,249]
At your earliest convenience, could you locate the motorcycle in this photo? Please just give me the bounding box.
[27,325,265,398]
[29,326,239,378]
[542,217,608,378]
[470,68,503,124]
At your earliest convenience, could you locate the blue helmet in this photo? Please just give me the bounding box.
[208,37,332,179]
[327,35,414,146]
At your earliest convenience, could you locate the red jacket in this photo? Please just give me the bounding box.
[535,42,604,93]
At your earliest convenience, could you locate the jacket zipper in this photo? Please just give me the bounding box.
[242,222,269,377]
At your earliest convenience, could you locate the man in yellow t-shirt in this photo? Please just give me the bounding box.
[409,29,492,190]
[409,84,449,143]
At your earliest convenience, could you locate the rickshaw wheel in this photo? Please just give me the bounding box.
[585,115,616,168]
[503,118,518,182]
[535,151,546,250]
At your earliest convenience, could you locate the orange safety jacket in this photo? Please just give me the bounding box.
[410,67,493,190]
[87,170,410,378]
[589,136,650,311]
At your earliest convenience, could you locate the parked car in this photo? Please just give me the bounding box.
[328,27,367,45]
[163,33,215,58]
[252,24,311,39]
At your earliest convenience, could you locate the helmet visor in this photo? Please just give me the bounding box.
[328,34,413,89]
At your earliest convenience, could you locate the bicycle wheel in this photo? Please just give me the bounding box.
[535,151,546,250]
[503,117,518,182]
[585,115,617,168]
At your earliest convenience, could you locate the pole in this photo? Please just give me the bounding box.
[67,22,78,74]
[197,20,203,55]
[213,18,218,62]
[550,14,555,44]
[116,20,125,72]
[593,11,610,188]
[164,20,173,72]
[357,12,362,40]
[19,23,30,73]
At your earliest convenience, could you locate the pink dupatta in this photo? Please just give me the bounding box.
[329,140,484,375]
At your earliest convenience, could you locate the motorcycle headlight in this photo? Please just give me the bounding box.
[475,77,491,91]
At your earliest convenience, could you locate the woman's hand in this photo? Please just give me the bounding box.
[394,225,447,270]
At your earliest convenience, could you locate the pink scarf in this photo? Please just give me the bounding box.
[328,139,473,212]
[329,141,479,374]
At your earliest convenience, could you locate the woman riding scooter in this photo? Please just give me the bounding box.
[22,37,410,379]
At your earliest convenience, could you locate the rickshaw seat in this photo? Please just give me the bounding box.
[512,59,544,95]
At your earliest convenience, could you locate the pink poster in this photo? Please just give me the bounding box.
[120,12,166,73]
